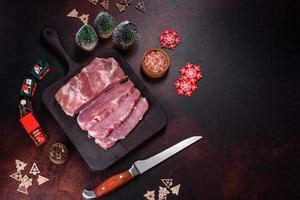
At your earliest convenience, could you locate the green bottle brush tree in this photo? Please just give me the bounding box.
[94,11,116,39]
[76,24,98,51]
[112,21,141,50]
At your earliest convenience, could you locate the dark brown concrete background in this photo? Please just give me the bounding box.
[0,0,299,199]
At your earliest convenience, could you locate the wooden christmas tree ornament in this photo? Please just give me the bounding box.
[158,186,170,199]
[158,197,167,200]
[20,175,29,183]
[67,9,79,18]
[9,171,23,181]
[116,2,126,13]
[161,179,173,188]
[20,177,33,189]
[16,159,27,171]
[136,2,146,13]
[120,0,133,6]
[17,177,32,194]
[88,0,99,5]
[17,185,28,194]
[170,184,181,195]
[37,175,50,185]
[29,162,40,175]
[100,0,109,10]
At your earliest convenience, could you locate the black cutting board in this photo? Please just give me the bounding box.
[41,27,168,171]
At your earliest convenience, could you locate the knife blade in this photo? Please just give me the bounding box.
[82,136,202,199]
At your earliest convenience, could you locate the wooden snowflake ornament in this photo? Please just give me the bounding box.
[67,9,89,25]
[79,14,89,25]
[144,190,155,200]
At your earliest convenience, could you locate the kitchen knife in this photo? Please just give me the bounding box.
[82,136,202,199]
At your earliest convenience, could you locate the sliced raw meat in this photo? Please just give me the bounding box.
[95,97,149,149]
[77,80,134,130]
[55,57,126,116]
[88,89,141,139]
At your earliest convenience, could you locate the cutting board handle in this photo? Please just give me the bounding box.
[42,27,74,71]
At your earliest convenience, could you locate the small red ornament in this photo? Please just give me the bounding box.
[21,84,29,91]
[174,76,198,96]
[159,29,181,50]
[174,63,204,96]
[180,63,203,83]
[19,112,47,146]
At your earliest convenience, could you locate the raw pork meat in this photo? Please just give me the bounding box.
[77,80,134,130]
[55,57,126,116]
[88,89,141,139]
[95,98,149,149]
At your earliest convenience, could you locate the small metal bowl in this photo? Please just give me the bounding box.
[49,143,68,164]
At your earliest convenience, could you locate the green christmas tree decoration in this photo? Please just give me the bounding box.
[112,21,141,50]
[76,24,98,51]
[94,11,116,39]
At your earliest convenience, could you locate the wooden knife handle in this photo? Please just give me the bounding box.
[94,170,133,198]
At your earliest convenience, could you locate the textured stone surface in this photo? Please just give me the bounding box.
[0,0,299,199]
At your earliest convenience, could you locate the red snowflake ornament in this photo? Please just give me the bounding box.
[174,76,198,96]
[180,63,203,82]
[159,29,181,50]
[174,62,204,97]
